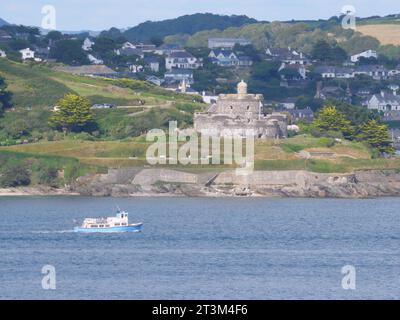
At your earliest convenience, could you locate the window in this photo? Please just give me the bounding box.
[91,225,98,228]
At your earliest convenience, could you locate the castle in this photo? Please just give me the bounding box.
[194,81,287,139]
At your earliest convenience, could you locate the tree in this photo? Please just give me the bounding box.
[0,162,31,187]
[313,106,354,139]
[311,40,332,62]
[0,76,12,115]
[358,120,395,155]
[49,94,95,133]
[49,40,89,65]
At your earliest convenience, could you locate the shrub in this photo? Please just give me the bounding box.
[0,162,31,187]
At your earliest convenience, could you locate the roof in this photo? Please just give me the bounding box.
[144,57,160,63]
[371,92,400,104]
[120,48,143,56]
[168,51,195,59]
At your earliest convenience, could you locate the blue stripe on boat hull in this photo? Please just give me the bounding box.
[74,224,143,233]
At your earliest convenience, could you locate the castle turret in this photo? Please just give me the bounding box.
[237,80,248,97]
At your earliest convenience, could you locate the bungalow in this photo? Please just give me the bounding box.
[164,69,194,84]
[165,51,202,70]
[354,65,388,80]
[0,49,6,58]
[208,37,251,49]
[364,91,400,111]
[19,48,35,60]
[350,49,378,63]
[314,66,354,78]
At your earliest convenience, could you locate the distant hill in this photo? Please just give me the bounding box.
[123,13,257,42]
[0,18,9,27]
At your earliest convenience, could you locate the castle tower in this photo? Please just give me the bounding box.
[237,80,248,97]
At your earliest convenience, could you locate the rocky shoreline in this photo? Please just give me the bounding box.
[2,169,400,198]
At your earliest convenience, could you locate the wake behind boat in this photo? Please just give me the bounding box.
[74,209,143,233]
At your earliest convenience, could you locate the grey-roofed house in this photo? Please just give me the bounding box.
[117,47,144,59]
[164,69,194,84]
[287,107,314,123]
[144,57,160,72]
[364,91,400,112]
[165,51,202,70]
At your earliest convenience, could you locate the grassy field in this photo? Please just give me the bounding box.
[0,59,196,109]
[357,24,400,45]
[2,135,399,173]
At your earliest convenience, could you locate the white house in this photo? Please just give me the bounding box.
[19,48,35,60]
[165,51,202,70]
[82,38,94,51]
[350,49,378,63]
[87,54,104,65]
[365,91,400,111]
[0,49,6,58]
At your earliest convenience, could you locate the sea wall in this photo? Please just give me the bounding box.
[70,168,400,198]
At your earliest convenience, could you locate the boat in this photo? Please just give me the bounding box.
[74,209,143,233]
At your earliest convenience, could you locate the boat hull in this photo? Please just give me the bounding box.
[74,223,143,234]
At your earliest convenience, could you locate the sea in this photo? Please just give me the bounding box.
[0,196,399,300]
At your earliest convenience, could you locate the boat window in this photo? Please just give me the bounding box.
[99,225,104,228]
[121,223,127,226]
[115,223,120,226]
[91,225,98,228]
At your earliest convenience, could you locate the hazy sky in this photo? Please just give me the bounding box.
[0,0,399,31]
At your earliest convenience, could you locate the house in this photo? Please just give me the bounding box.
[19,48,35,60]
[350,49,378,63]
[88,54,104,65]
[266,47,308,65]
[208,37,251,49]
[117,47,144,59]
[209,49,253,67]
[354,65,388,80]
[154,43,184,56]
[128,64,144,73]
[144,57,160,72]
[82,37,94,51]
[122,42,156,52]
[315,66,336,78]
[164,69,194,84]
[0,49,6,58]
[315,66,354,79]
[315,82,347,101]
[364,91,400,111]
[146,75,163,86]
[165,51,202,70]
[287,107,314,123]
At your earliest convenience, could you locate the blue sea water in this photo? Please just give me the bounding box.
[0,196,399,300]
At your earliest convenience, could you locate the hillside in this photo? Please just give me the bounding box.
[0,18,9,27]
[123,13,257,42]
[357,24,400,46]
[0,59,195,109]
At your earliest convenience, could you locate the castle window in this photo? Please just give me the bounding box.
[247,106,250,110]
[230,106,233,110]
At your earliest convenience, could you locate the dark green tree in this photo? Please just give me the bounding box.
[49,40,89,65]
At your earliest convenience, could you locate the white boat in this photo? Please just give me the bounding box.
[74,210,143,233]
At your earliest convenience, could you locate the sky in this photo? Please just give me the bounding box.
[0,0,399,31]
